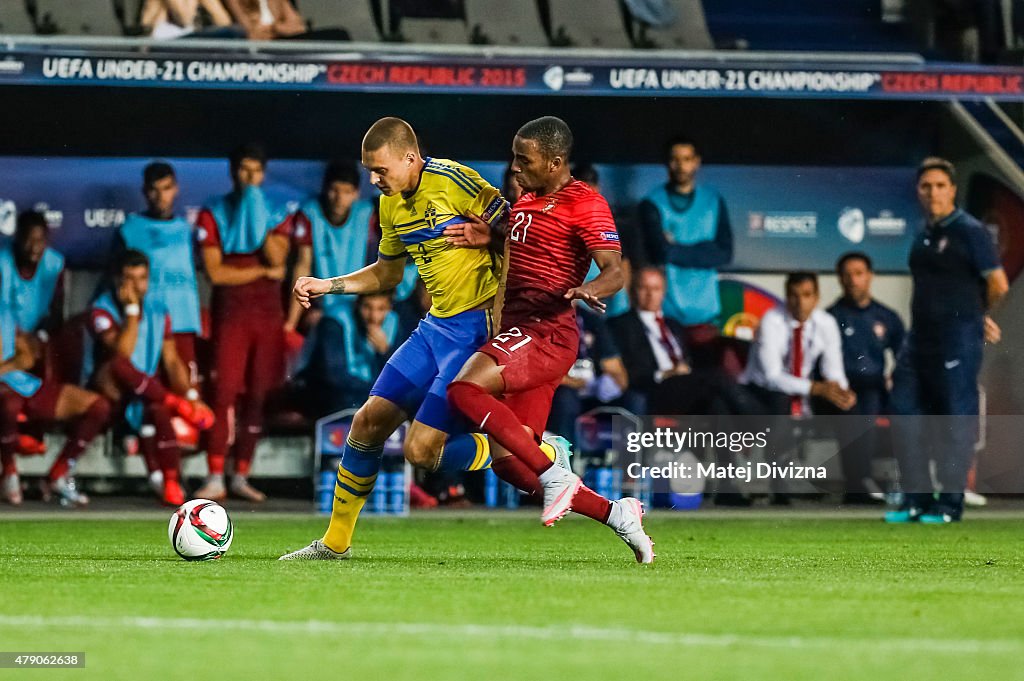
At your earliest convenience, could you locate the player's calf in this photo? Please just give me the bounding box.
[403,432,443,470]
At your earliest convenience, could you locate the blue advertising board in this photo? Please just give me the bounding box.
[0,157,919,271]
[1,48,1022,101]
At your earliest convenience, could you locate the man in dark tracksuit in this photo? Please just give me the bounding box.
[886,157,1008,523]
[828,252,905,504]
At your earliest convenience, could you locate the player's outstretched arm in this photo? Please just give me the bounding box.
[564,250,624,314]
[292,256,406,309]
[444,212,503,249]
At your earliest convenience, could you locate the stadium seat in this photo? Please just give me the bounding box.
[547,0,633,48]
[298,0,381,42]
[0,1,33,35]
[33,0,123,36]
[464,0,548,47]
[636,0,714,50]
[399,17,468,45]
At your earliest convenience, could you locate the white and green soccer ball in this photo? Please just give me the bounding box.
[168,499,233,561]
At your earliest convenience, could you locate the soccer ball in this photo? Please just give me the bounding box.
[168,499,233,561]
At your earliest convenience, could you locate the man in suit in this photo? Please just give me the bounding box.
[715,272,856,505]
[609,267,723,415]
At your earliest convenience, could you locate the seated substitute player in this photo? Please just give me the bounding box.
[0,281,110,507]
[445,116,655,564]
[118,162,203,382]
[86,250,213,506]
[0,210,65,342]
[280,117,569,561]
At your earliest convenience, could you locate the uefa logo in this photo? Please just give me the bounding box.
[543,66,564,91]
[838,207,865,244]
[0,200,16,236]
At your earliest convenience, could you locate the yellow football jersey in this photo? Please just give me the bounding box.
[378,158,507,318]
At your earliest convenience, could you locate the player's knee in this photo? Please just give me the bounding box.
[403,437,441,470]
[87,394,113,424]
[446,380,484,413]
[350,402,392,444]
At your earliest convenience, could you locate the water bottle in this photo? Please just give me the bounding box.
[611,468,623,500]
[502,480,520,509]
[370,472,388,514]
[388,469,406,515]
[484,469,499,508]
[636,476,653,508]
[317,469,335,514]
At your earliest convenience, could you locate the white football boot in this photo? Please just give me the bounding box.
[2,473,23,505]
[230,475,266,503]
[148,469,164,498]
[607,497,655,564]
[46,476,90,508]
[193,474,227,501]
[279,539,351,561]
[540,466,583,526]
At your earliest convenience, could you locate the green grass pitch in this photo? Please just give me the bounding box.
[1,512,1022,680]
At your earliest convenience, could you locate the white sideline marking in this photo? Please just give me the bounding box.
[0,615,1019,654]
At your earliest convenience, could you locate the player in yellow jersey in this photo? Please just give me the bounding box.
[280,118,568,560]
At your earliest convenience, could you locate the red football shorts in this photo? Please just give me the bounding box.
[478,315,579,436]
[1,379,63,422]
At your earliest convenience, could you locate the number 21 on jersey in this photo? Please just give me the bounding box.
[490,327,533,356]
[510,212,532,243]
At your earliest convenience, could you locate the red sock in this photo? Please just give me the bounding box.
[0,391,25,470]
[139,435,160,473]
[207,453,226,476]
[571,484,613,523]
[148,404,181,481]
[49,397,111,482]
[233,398,262,476]
[448,382,553,476]
[492,456,541,496]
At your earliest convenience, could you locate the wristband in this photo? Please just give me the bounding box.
[124,303,141,317]
[185,388,199,401]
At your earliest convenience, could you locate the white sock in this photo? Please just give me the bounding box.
[604,500,624,528]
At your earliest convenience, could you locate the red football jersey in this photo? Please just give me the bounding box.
[502,179,620,324]
[195,207,305,313]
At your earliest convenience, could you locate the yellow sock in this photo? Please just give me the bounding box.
[322,465,376,553]
[478,437,556,470]
[539,441,557,463]
[467,433,491,471]
[477,438,557,471]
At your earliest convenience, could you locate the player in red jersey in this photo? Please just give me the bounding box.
[194,144,309,502]
[446,117,654,563]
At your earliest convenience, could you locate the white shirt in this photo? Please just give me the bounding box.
[740,307,848,399]
[637,309,685,381]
